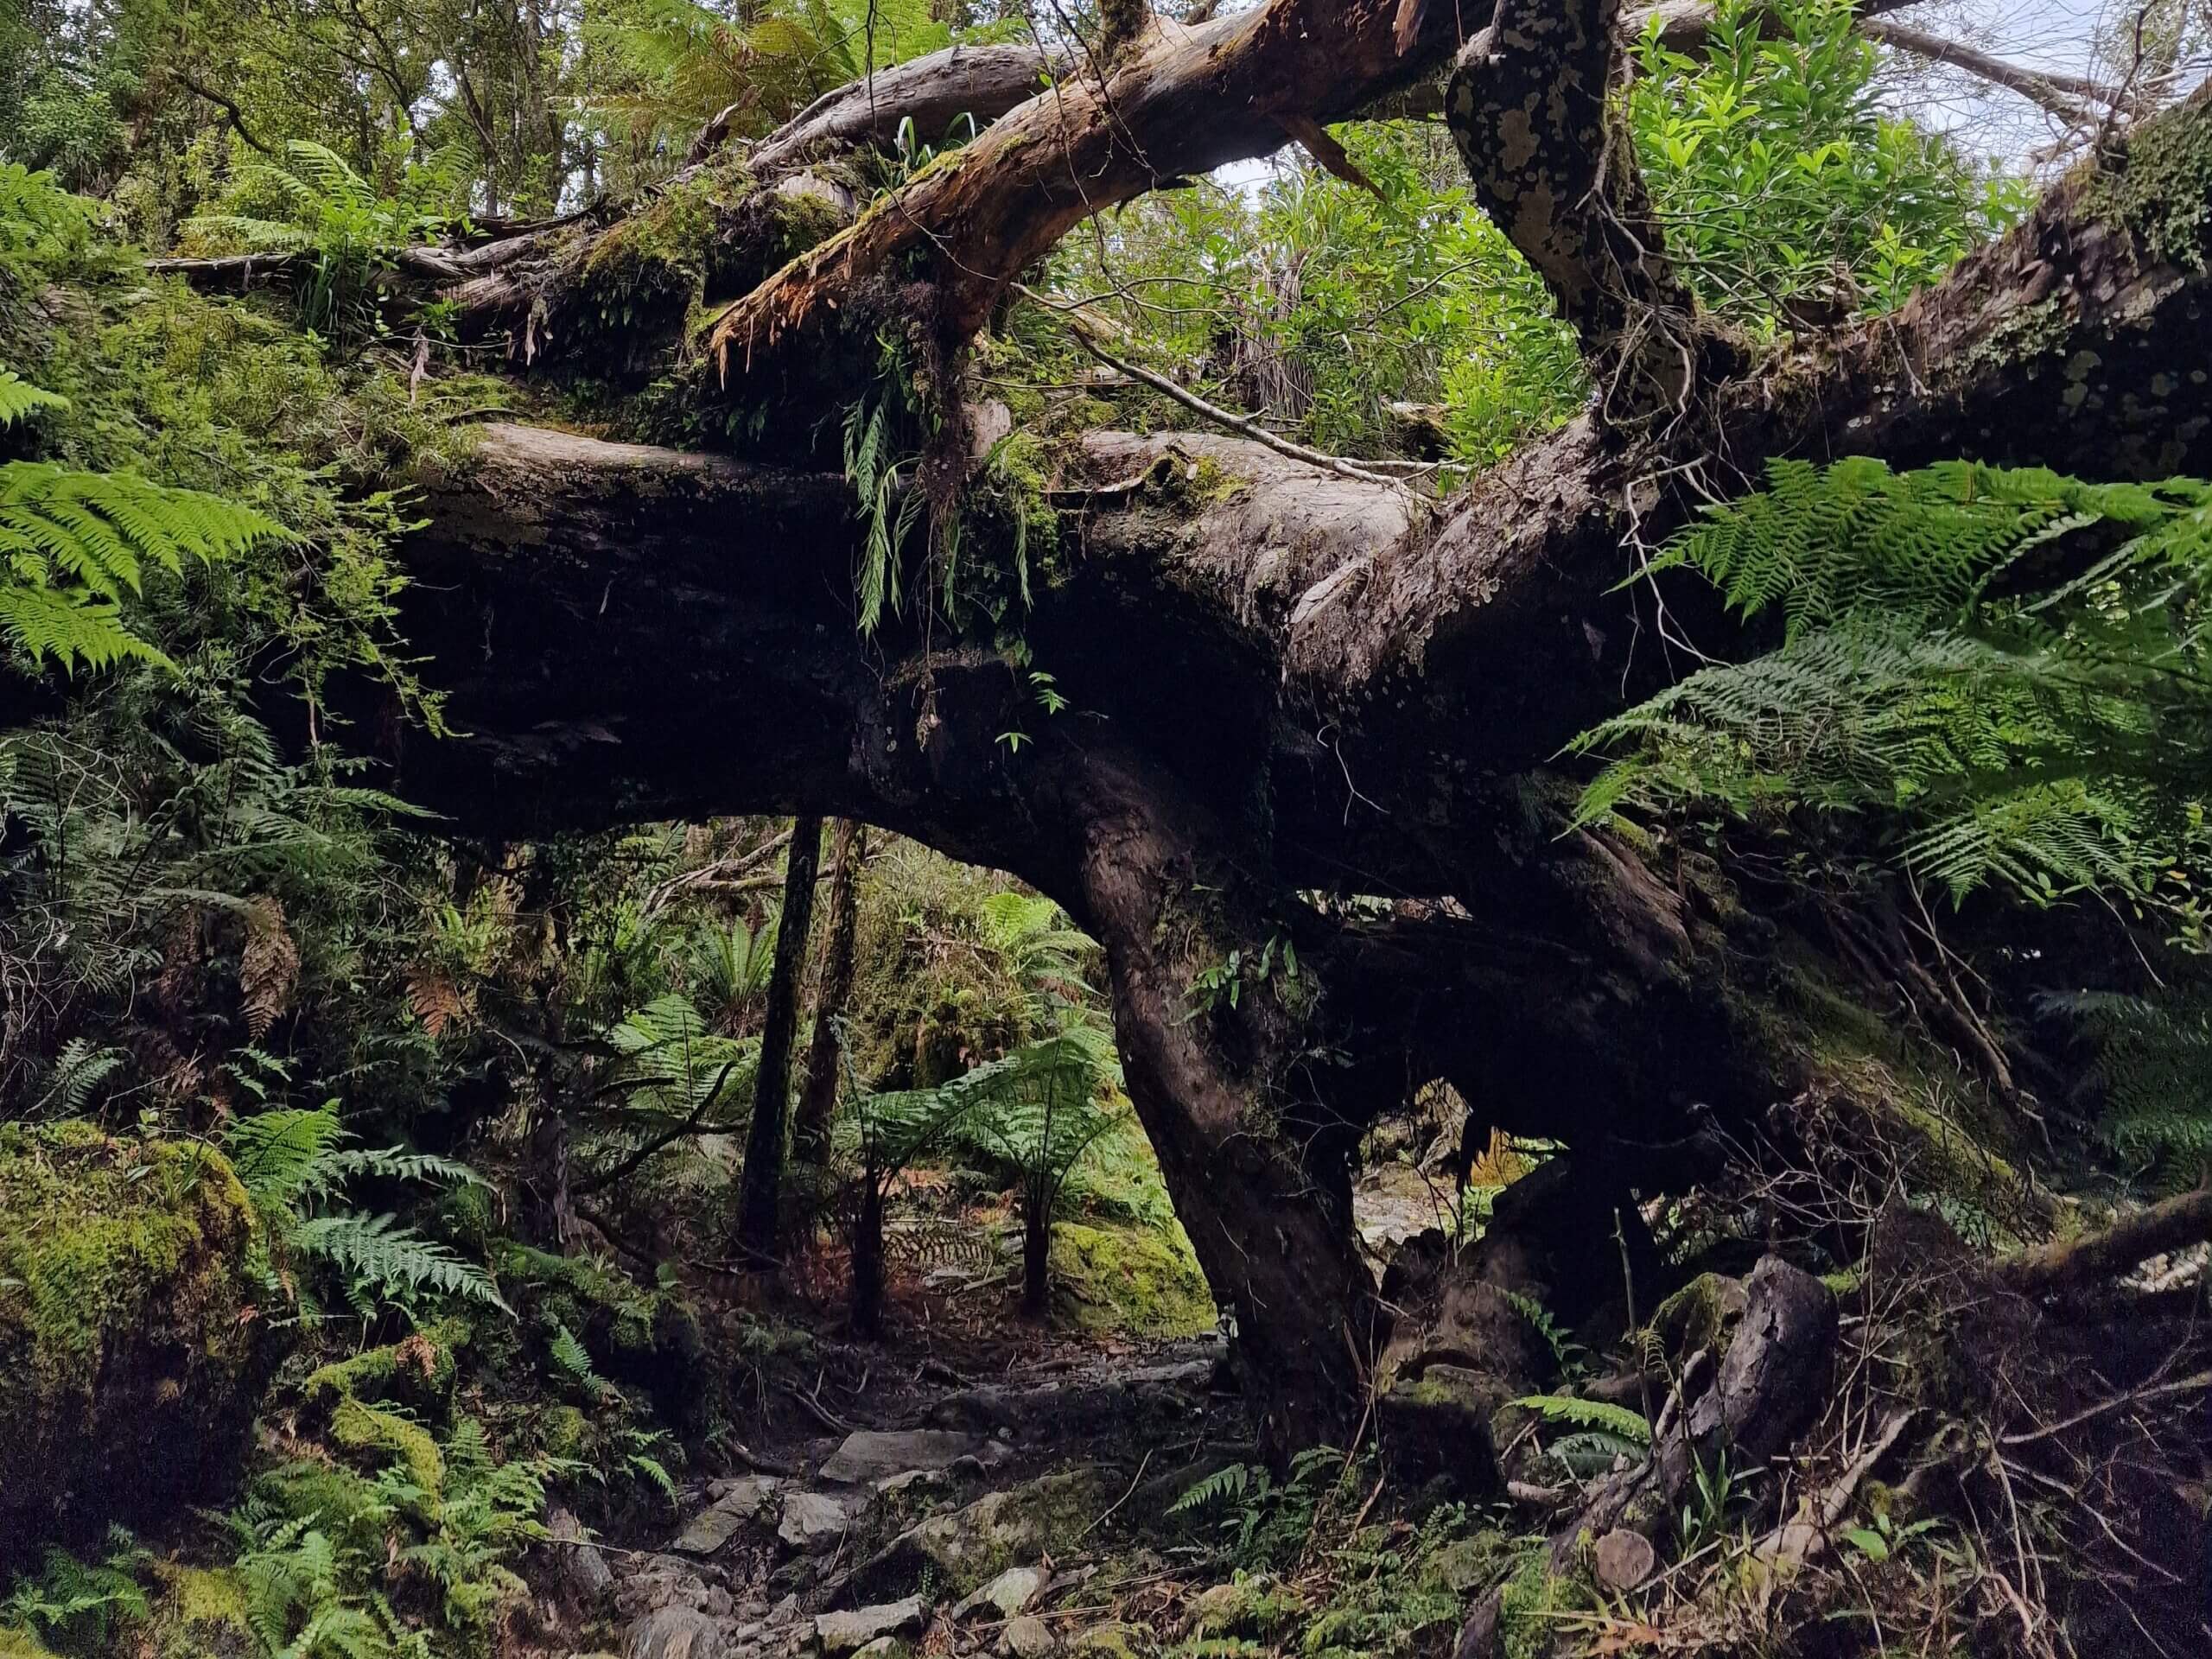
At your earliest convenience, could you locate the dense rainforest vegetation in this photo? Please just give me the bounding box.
[6,0,2212,1655]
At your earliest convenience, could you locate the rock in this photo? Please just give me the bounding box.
[854,1471,1109,1599]
[954,1565,1048,1620]
[550,1504,614,1603]
[818,1429,989,1486]
[626,1605,735,1659]
[1375,1364,1503,1496]
[814,1598,927,1654]
[1065,1625,1141,1659]
[853,1639,910,1659]
[1002,1613,1058,1657]
[611,1555,726,1622]
[1593,1528,1656,1590]
[0,1122,281,1542]
[672,1476,783,1554]
[779,1489,854,1551]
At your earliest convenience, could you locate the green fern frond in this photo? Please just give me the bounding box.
[1511,1394,1654,1445]
[293,1212,512,1313]
[1169,1461,1254,1514]
[0,370,69,428]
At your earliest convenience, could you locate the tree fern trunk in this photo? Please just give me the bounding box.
[852,1177,887,1337]
[792,818,866,1171]
[734,816,823,1265]
[1021,1196,1051,1320]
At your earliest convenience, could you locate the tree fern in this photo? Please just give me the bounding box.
[1576,459,2212,921]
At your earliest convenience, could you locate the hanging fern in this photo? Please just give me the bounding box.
[0,446,286,673]
[0,369,67,427]
[1575,458,2212,920]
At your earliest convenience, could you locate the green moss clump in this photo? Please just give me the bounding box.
[1048,1220,1216,1340]
[302,1319,466,1413]
[149,1563,252,1657]
[2084,95,2212,271]
[1497,1551,1595,1659]
[1648,1271,1746,1361]
[0,1122,275,1540]
[331,1397,445,1496]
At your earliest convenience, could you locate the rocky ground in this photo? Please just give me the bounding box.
[537,1336,1242,1659]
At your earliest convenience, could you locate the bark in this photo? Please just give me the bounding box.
[793,818,867,1169]
[735,816,825,1264]
[852,1175,888,1336]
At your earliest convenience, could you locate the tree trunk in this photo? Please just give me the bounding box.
[1020,1193,1051,1321]
[792,818,867,1168]
[734,815,825,1264]
[851,1176,887,1337]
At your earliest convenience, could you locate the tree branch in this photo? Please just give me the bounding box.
[1859,16,2133,123]
[1999,1188,2212,1295]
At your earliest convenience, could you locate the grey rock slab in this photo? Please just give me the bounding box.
[778,1489,855,1551]
[1001,1614,1058,1658]
[817,1428,991,1486]
[814,1597,928,1654]
[625,1605,736,1659]
[672,1476,785,1555]
[954,1566,1047,1621]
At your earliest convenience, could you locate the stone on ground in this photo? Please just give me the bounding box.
[954,1565,1048,1620]
[1002,1613,1058,1657]
[814,1598,927,1654]
[817,1428,989,1485]
[778,1489,853,1551]
[671,1475,783,1554]
[624,1605,734,1659]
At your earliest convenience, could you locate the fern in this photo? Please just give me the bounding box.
[547,1320,604,1393]
[2044,989,2212,1191]
[1169,1461,1255,1514]
[0,449,285,673]
[1510,1394,1654,1445]
[1577,459,2212,921]
[224,1106,510,1315]
[292,1213,512,1313]
[0,369,67,427]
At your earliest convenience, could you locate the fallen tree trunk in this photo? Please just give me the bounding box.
[1999,1187,2212,1295]
[355,16,2212,1455]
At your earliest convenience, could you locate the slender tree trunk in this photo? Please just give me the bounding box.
[1020,1187,1052,1320]
[792,818,866,1167]
[734,815,824,1263]
[851,1176,887,1336]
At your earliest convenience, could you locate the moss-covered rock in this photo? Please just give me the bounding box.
[150,1564,254,1659]
[0,1122,279,1554]
[1048,1220,1215,1339]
